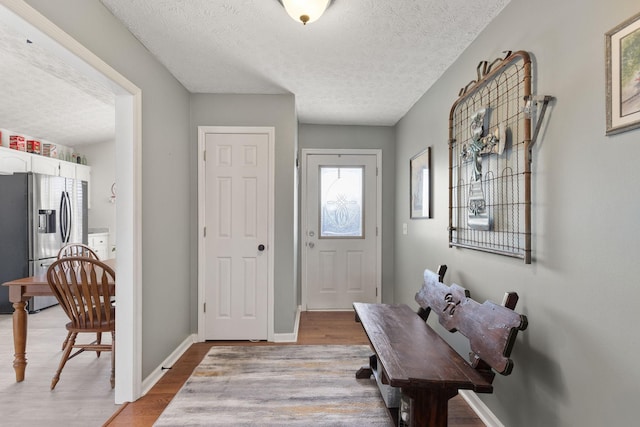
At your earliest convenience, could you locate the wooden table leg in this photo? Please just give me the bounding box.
[11,300,28,382]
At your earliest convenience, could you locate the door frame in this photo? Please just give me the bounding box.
[300,148,382,310]
[2,0,142,403]
[197,126,275,341]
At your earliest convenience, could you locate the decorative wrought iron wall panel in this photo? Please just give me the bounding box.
[449,51,533,263]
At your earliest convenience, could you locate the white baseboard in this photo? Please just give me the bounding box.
[273,305,301,343]
[140,333,198,396]
[458,390,504,427]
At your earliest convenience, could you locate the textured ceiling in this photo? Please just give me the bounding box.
[101,0,511,126]
[0,23,115,147]
[0,0,510,148]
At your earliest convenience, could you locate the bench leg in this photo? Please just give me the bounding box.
[401,388,457,427]
[355,366,373,379]
[355,354,376,379]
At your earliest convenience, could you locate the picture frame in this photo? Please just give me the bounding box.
[410,147,431,219]
[606,11,640,135]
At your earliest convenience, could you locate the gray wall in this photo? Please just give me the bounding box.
[190,94,298,333]
[298,124,396,303]
[394,0,640,425]
[25,0,192,378]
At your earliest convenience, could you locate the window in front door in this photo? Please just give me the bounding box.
[319,166,364,238]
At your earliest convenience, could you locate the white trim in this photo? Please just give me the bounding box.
[140,334,198,396]
[273,305,302,343]
[300,149,383,309]
[114,93,143,403]
[0,0,142,403]
[459,390,505,427]
[197,126,275,342]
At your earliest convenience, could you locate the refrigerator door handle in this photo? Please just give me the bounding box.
[59,192,66,243]
[66,191,73,243]
[60,191,71,243]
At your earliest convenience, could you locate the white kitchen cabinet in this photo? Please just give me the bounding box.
[31,154,62,176]
[76,164,90,182]
[88,232,109,260]
[32,155,81,179]
[0,146,91,190]
[59,161,76,178]
[0,146,31,174]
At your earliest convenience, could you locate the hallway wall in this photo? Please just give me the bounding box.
[394,0,640,425]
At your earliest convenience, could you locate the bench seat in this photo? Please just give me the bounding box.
[354,302,493,394]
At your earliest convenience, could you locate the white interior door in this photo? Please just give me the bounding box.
[202,129,272,340]
[303,151,381,310]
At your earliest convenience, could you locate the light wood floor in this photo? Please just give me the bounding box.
[0,305,119,427]
[105,311,485,426]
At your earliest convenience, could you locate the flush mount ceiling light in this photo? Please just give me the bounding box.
[280,0,331,25]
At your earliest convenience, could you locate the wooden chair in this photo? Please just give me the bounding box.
[57,243,101,351]
[57,243,99,260]
[46,257,115,390]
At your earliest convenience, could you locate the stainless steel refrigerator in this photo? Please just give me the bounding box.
[0,172,87,313]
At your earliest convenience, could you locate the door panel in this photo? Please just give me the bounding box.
[346,250,364,292]
[304,153,379,310]
[204,132,269,340]
[216,257,231,317]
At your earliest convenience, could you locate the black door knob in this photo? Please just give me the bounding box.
[258,244,265,251]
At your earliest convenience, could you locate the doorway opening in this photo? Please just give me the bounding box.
[1,1,142,403]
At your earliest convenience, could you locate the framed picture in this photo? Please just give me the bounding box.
[606,11,640,135]
[410,147,431,219]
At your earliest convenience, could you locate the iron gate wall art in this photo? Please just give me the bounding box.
[448,51,535,263]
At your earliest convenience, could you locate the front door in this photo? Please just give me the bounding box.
[201,128,273,340]
[302,150,381,310]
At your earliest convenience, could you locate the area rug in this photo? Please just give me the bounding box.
[153,345,392,426]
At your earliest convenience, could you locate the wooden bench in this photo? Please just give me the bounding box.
[353,266,528,427]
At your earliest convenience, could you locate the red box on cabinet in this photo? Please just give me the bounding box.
[9,135,26,151]
[27,140,41,154]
